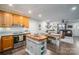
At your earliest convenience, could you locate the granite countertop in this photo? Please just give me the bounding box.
[0,33,13,36]
[0,32,28,37]
[26,34,47,41]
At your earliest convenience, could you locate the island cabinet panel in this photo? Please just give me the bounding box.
[26,37,47,55]
[1,36,13,51]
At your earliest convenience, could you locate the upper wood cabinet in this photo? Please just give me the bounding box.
[0,11,29,28]
[13,14,20,25]
[0,11,13,27]
[23,17,29,28]
[0,11,4,27]
[19,16,29,28]
[3,13,13,27]
[13,15,29,28]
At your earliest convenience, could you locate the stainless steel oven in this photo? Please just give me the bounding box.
[13,34,26,49]
[13,35,19,43]
[65,30,72,37]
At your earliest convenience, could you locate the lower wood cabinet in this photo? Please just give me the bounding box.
[0,39,1,52]
[1,35,13,51]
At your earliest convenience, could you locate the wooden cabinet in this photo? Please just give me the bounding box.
[0,11,29,28]
[13,15,29,28]
[23,17,29,28]
[13,14,20,25]
[0,11,4,27]
[19,16,29,28]
[0,39,1,52]
[0,12,13,27]
[3,13,13,27]
[1,35,13,51]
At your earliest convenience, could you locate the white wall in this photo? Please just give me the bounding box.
[28,19,79,36]
[67,21,79,36]
[39,21,47,33]
[72,22,79,36]
[29,18,39,34]
[39,21,59,34]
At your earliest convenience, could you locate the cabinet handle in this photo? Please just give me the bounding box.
[41,51,44,55]
[41,46,44,50]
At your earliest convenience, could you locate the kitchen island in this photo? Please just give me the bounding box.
[26,34,47,55]
[45,33,61,47]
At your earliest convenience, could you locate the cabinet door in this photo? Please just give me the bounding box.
[4,13,13,27]
[18,16,24,27]
[0,39,1,52]
[2,36,13,51]
[13,15,20,25]
[23,17,29,28]
[0,11,4,27]
[19,16,29,28]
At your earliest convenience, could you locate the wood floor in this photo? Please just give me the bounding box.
[47,36,79,55]
[0,36,79,55]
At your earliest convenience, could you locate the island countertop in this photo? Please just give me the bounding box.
[26,34,47,41]
[45,33,61,39]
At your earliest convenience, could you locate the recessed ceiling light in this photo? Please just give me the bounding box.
[28,10,32,14]
[38,14,42,17]
[9,4,13,6]
[71,6,77,11]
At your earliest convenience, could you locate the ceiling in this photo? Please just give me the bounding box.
[0,4,79,22]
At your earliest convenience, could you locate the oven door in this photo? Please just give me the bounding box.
[65,30,72,37]
[13,35,19,43]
